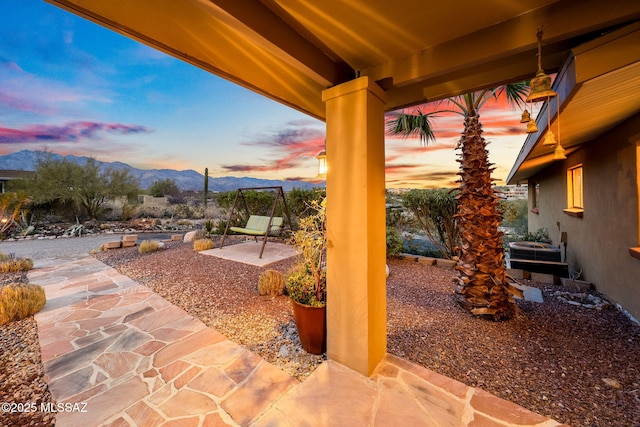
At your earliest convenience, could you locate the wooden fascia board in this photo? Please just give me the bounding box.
[572,22,640,84]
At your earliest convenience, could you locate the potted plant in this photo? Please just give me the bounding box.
[285,198,326,354]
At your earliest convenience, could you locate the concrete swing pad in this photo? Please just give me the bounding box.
[200,241,296,267]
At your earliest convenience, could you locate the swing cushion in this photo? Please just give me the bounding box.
[230,215,283,236]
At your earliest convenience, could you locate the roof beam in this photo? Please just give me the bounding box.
[208,0,354,86]
[362,0,640,89]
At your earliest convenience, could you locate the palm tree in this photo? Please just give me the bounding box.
[386,85,527,320]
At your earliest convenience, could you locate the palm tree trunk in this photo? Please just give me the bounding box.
[454,113,522,320]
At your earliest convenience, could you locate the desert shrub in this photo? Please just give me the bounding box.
[0,252,9,261]
[521,228,552,244]
[258,270,285,296]
[400,188,459,259]
[193,238,214,251]
[139,240,160,254]
[0,256,34,273]
[204,219,215,236]
[286,187,326,224]
[0,283,46,325]
[386,226,404,258]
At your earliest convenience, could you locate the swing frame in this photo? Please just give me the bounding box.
[219,186,293,258]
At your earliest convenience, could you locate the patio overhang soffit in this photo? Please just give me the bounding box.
[507,22,640,184]
[46,0,640,121]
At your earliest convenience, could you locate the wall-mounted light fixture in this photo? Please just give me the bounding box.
[316,143,327,178]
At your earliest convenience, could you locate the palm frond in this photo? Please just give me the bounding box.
[385,110,438,145]
[502,82,529,109]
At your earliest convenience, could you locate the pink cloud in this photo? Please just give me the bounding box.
[390,143,457,155]
[0,121,152,143]
[222,126,325,173]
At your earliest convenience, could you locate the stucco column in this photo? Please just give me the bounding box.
[322,76,387,376]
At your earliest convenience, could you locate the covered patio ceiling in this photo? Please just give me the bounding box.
[46,0,640,120]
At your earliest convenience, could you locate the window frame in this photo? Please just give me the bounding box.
[564,164,584,217]
[529,181,540,214]
[631,140,640,260]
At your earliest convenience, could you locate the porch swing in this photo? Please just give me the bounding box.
[219,186,293,258]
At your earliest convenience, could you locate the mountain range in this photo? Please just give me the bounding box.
[0,150,323,192]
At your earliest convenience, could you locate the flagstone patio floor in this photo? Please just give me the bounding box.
[30,256,567,426]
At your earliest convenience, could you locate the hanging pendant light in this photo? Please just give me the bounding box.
[553,144,567,160]
[527,29,558,103]
[527,70,558,102]
[542,130,556,146]
[520,109,531,123]
[526,119,538,133]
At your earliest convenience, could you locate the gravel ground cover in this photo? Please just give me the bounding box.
[1,237,639,426]
[0,272,54,427]
[94,241,640,427]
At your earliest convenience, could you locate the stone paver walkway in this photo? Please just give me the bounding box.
[30,256,567,427]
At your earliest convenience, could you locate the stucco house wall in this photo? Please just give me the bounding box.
[527,113,640,321]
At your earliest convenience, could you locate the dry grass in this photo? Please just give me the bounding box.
[193,238,214,251]
[258,269,285,296]
[138,240,160,254]
[0,255,34,273]
[0,283,46,325]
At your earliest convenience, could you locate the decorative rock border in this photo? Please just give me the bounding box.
[398,254,457,269]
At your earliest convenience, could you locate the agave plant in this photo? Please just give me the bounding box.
[386,84,527,320]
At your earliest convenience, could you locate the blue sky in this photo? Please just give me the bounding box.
[0,0,529,188]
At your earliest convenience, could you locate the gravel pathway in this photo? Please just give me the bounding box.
[0,234,145,261]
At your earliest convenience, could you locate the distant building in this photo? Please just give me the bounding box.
[495,185,528,200]
[0,170,36,193]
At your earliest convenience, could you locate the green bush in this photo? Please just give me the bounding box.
[522,228,552,243]
[139,240,160,254]
[386,226,404,258]
[286,187,326,224]
[204,219,215,236]
[400,188,459,259]
[258,270,285,296]
[285,263,326,307]
[0,283,46,325]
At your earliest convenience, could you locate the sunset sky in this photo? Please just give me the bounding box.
[1,0,532,188]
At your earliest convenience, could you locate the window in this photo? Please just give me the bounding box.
[631,140,640,260]
[529,181,539,214]
[564,165,584,217]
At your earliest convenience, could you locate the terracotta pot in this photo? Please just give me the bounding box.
[291,299,326,355]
